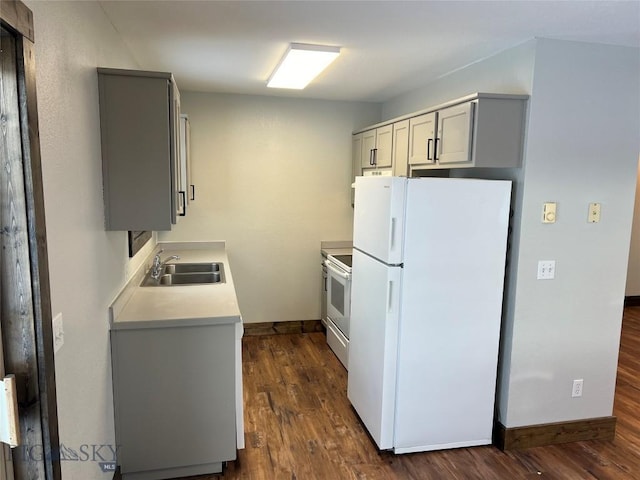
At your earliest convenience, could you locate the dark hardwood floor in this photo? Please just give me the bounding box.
[200,308,640,479]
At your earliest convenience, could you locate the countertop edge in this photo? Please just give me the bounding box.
[111,314,242,331]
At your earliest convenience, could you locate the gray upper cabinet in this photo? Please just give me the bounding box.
[436,102,475,165]
[98,68,182,231]
[352,122,408,196]
[408,94,528,172]
[356,93,528,182]
[355,124,393,174]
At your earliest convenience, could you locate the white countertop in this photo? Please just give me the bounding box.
[110,241,242,330]
[321,240,353,258]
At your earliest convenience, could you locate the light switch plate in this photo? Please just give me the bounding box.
[588,203,601,223]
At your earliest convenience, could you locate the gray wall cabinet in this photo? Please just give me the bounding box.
[111,322,238,479]
[353,93,528,182]
[98,68,182,231]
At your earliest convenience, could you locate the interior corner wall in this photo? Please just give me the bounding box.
[626,163,640,296]
[25,1,150,478]
[380,39,537,431]
[381,38,640,431]
[501,39,640,427]
[381,40,536,120]
[159,92,380,324]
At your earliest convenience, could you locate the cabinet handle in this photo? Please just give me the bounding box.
[369,149,375,165]
[190,184,195,201]
[373,148,378,166]
[427,138,433,160]
[179,191,186,216]
[434,138,440,162]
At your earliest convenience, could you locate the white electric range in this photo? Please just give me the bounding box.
[324,253,352,369]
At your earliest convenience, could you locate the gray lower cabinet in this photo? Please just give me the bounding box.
[111,322,237,480]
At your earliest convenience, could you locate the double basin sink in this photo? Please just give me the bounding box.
[141,262,225,287]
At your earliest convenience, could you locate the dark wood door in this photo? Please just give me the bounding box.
[1,2,61,479]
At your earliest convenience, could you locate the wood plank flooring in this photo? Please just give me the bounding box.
[197,308,640,479]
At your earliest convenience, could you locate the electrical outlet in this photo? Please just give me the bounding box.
[572,379,583,398]
[53,312,64,353]
[537,260,556,280]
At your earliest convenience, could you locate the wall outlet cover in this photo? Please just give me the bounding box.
[572,379,584,398]
[537,260,556,280]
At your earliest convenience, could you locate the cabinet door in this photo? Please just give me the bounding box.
[179,114,193,204]
[374,124,393,168]
[408,112,436,167]
[171,82,184,218]
[436,102,475,165]
[392,120,409,176]
[361,129,377,168]
[112,325,237,474]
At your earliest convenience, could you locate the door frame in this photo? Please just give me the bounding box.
[1,2,61,479]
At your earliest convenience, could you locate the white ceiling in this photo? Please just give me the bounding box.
[98,0,640,102]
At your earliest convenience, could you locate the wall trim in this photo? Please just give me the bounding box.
[494,416,616,450]
[243,320,324,336]
[624,296,640,307]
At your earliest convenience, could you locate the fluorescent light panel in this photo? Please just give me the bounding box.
[267,43,340,90]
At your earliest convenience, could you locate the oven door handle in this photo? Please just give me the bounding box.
[325,261,351,280]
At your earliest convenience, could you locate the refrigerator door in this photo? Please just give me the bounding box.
[347,249,402,450]
[353,176,406,265]
[393,177,511,452]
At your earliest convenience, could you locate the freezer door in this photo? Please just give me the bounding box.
[347,249,402,450]
[353,176,406,265]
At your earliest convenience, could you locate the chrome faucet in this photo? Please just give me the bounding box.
[150,250,180,280]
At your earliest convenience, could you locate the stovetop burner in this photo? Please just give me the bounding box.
[329,254,352,269]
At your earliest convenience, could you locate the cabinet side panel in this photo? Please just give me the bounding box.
[473,98,526,168]
[99,74,172,230]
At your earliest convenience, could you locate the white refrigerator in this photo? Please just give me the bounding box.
[347,176,511,453]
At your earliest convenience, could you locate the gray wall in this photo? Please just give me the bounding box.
[159,92,380,323]
[502,39,639,427]
[382,38,640,428]
[27,1,156,478]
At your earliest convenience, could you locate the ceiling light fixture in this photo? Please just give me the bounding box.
[267,43,341,90]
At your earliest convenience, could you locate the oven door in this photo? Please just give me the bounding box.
[326,261,351,338]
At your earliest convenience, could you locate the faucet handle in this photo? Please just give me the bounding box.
[152,249,164,269]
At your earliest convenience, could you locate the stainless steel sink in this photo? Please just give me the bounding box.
[162,262,221,275]
[141,263,225,286]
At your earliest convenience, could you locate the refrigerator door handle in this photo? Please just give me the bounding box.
[389,217,396,252]
[387,281,394,313]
